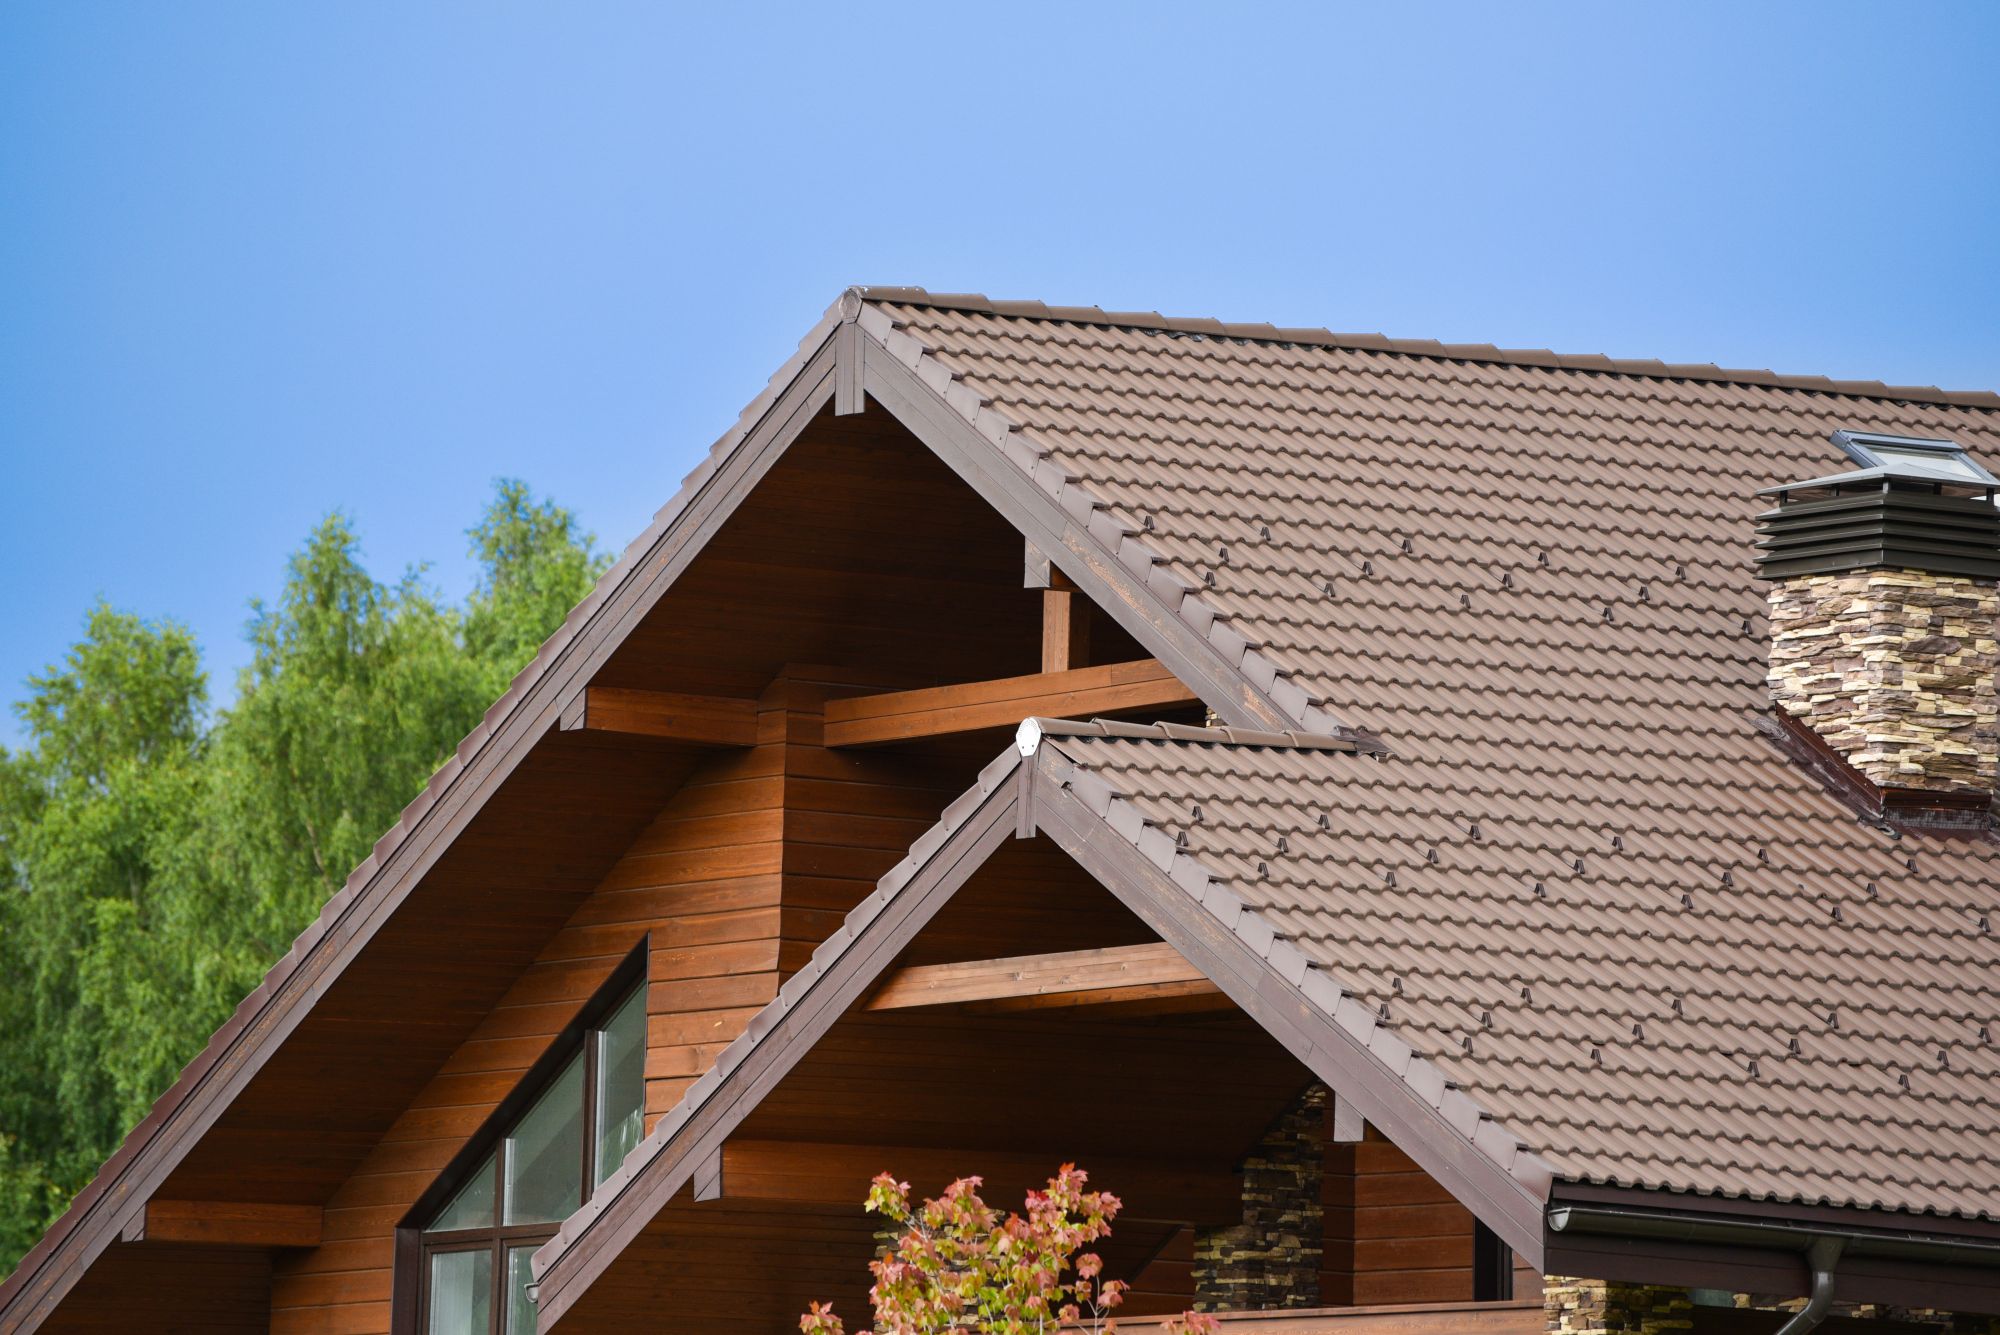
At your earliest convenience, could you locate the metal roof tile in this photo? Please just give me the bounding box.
[864,296,2000,1222]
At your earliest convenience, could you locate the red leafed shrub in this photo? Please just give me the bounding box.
[799,1164,1216,1335]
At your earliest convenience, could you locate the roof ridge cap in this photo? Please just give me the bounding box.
[855,285,2000,411]
[1017,715,1386,755]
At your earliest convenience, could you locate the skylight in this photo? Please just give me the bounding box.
[1832,430,1998,485]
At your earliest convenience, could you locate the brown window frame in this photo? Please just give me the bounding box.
[393,938,649,1335]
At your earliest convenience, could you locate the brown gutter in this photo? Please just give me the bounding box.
[1547,1202,2000,1314]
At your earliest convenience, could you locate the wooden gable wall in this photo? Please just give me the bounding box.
[266,674,966,1334]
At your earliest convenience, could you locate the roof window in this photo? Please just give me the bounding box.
[1832,430,1997,485]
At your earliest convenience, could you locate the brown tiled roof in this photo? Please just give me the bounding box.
[857,292,2000,1221]
[1036,727,1999,1221]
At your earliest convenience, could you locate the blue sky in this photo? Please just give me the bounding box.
[3,3,1997,742]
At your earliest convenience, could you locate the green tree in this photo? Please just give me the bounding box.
[463,478,611,696]
[0,605,207,1261]
[202,513,491,935]
[0,479,605,1278]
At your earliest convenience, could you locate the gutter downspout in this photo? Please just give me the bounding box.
[1771,1236,1845,1335]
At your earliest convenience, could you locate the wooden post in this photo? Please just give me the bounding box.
[1042,572,1091,674]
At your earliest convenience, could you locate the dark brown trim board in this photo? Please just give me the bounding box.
[822,658,1196,747]
[861,941,1215,1012]
[120,1202,321,1249]
[0,305,846,1334]
[557,686,759,746]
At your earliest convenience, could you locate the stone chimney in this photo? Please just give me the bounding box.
[1757,440,2000,803]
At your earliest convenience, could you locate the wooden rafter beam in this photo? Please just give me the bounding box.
[558,686,758,747]
[865,942,1220,1013]
[823,659,1196,748]
[710,1139,1243,1224]
[123,1200,322,1247]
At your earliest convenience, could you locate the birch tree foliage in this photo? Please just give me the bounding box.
[0,480,605,1274]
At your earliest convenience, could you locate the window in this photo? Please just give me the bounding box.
[1471,1220,1514,1301]
[409,964,647,1335]
[1832,430,1998,485]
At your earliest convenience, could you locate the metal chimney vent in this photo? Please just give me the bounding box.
[1755,448,2000,582]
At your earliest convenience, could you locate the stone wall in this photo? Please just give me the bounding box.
[1545,1277,2000,1334]
[1192,1083,1326,1310]
[1767,570,2000,793]
[1545,1278,1691,1335]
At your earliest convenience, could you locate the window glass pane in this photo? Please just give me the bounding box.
[429,1151,496,1232]
[505,1245,539,1335]
[427,1248,492,1335]
[593,986,646,1186]
[504,1053,583,1225]
[1874,443,1990,480]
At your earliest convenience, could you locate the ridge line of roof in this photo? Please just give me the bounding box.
[1019,715,1385,755]
[856,286,2000,411]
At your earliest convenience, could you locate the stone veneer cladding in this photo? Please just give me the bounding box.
[1192,1083,1326,1310]
[1545,1277,2000,1333]
[1545,1279,1692,1335]
[1767,570,2000,793]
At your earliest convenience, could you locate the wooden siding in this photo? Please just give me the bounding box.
[1328,1132,1473,1306]
[266,674,959,1335]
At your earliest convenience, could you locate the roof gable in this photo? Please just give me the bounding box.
[529,725,1557,1329]
[533,718,2000,1326]
[0,289,1329,1329]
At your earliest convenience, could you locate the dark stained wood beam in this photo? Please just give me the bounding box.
[823,659,1196,748]
[558,686,758,747]
[864,942,1220,1012]
[711,1139,1243,1224]
[123,1200,322,1248]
